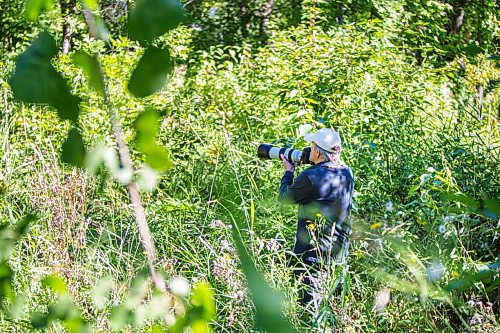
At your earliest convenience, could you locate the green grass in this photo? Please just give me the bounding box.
[0,18,499,332]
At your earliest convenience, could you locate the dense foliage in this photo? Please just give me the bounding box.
[0,0,498,332]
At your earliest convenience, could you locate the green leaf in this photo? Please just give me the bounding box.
[128,0,185,42]
[135,108,160,137]
[143,145,171,171]
[230,226,297,333]
[9,31,80,122]
[25,0,53,20]
[128,47,172,98]
[80,0,98,11]
[134,109,172,172]
[30,311,49,328]
[73,52,105,96]
[15,214,37,236]
[484,198,500,219]
[92,276,113,310]
[62,128,86,167]
[0,263,14,301]
[191,283,216,321]
[109,305,133,331]
[42,275,68,295]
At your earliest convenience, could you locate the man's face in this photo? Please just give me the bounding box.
[309,142,321,164]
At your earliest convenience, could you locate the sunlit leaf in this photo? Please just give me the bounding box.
[92,276,113,310]
[92,14,109,41]
[0,263,14,301]
[134,109,172,172]
[109,305,133,331]
[25,0,53,20]
[191,283,216,321]
[84,141,106,175]
[9,31,80,122]
[73,51,104,96]
[137,166,159,192]
[42,275,68,295]
[80,0,98,11]
[143,145,171,172]
[128,0,185,42]
[128,47,172,98]
[62,128,86,167]
[135,108,160,137]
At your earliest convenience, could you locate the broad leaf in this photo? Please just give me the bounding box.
[128,0,185,42]
[9,31,80,122]
[73,52,104,96]
[231,226,297,333]
[25,0,53,20]
[80,0,98,10]
[128,47,172,98]
[62,128,86,167]
[134,109,172,172]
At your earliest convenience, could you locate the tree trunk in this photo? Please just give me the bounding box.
[337,2,345,24]
[60,0,77,54]
[450,0,466,34]
[477,85,483,119]
[452,8,465,33]
[259,0,275,44]
[239,1,252,38]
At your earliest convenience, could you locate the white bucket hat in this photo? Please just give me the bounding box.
[304,128,341,152]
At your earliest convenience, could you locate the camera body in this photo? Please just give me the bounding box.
[257,144,312,165]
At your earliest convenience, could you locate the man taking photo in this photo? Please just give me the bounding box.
[279,128,354,313]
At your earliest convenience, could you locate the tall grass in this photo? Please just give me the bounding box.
[0,19,498,332]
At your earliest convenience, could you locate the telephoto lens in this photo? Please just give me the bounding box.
[257,144,312,165]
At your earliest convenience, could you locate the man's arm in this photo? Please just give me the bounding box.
[279,170,316,204]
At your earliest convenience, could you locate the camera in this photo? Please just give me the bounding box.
[257,144,312,165]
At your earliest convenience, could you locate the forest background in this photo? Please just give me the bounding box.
[0,0,498,332]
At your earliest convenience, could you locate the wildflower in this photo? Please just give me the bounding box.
[469,313,484,326]
[467,300,475,307]
[220,240,233,253]
[316,213,322,219]
[307,223,316,231]
[211,255,235,283]
[234,290,245,302]
[452,271,459,278]
[208,7,217,18]
[443,215,452,223]
[209,219,227,229]
[385,201,393,212]
[438,225,446,233]
[370,222,382,230]
[265,238,280,252]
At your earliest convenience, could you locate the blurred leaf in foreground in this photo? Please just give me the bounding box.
[170,282,215,333]
[25,0,53,20]
[230,224,297,333]
[128,47,172,98]
[134,109,172,172]
[62,128,87,167]
[8,31,80,122]
[128,0,185,42]
[80,0,98,11]
[73,51,104,96]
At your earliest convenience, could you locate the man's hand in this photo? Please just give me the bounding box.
[280,154,295,173]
